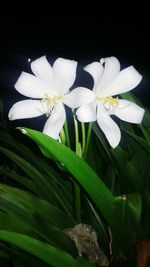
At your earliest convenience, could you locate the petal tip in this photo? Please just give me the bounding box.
[128,66,143,83]
[31,55,47,63]
[8,108,14,120]
[8,112,13,120]
[100,56,119,65]
[30,55,48,69]
[100,58,105,64]
[110,141,119,149]
[55,57,77,65]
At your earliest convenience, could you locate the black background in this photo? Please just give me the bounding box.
[0,2,150,121]
[0,4,149,267]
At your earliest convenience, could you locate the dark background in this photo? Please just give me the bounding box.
[0,2,149,124]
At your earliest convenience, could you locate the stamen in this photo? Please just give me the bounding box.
[97,96,119,105]
[40,94,62,115]
[97,96,119,114]
[41,94,61,105]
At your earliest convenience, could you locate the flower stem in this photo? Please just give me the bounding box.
[64,119,71,148]
[73,114,81,223]
[83,122,92,159]
[73,115,79,154]
[60,128,66,144]
[81,122,86,153]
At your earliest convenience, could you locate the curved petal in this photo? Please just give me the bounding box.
[53,57,77,94]
[8,100,43,120]
[43,103,66,139]
[76,102,97,122]
[101,66,142,97]
[14,72,54,98]
[84,62,103,90]
[97,103,121,148]
[114,99,145,123]
[98,57,120,94]
[63,87,95,108]
[31,56,57,92]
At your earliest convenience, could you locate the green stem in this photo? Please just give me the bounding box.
[81,122,86,153]
[64,120,71,148]
[60,128,66,145]
[83,122,92,159]
[73,115,81,223]
[73,115,79,154]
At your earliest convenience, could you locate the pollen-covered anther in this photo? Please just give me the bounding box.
[41,94,61,105]
[96,96,119,114]
[98,96,119,106]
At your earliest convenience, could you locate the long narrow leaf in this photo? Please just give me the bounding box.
[0,230,94,267]
[0,131,73,204]
[18,127,137,265]
[0,184,75,229]
[0,146,72,215]
[121,128,150,156]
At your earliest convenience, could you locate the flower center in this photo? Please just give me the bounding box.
[41,94,61,105]
[97,96,119,114]
[40,94,62,115]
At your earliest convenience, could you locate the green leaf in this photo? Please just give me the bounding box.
[18,127,137,265]
[141,108,150,129]
[0,130,73,208]
[0,211,32,234]
[115,193,142,226]
[83,197,110,255]
[11,248,49,267]
[140,125,150,146]
[120,92,143,105]
[0,183,75,229]
[0,146,72,215]
[121,128,150,156]
[0,167,47,198]
[0,146,54,202]
[0,184,77,254]
[127,193,142,225]
[92,123,112,161]
[18,128,115,214]
[120,92,150,144]
[0,250,9,259]
[0,230,94,267]
[111,146,143,191]
[0,127,74,203]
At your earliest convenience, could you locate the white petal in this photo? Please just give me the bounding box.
[8,100,43,120]
[76,102,97,122]
[43,103,66,139]
[114,99,145,123]
[98,57,120,93]
[31,56,57,92]
[63,87,95,108]
[97,103,121,148]
[15,72,54,98]
[53,58,77,94]
[84,62,103,90]
[101,66,142,97]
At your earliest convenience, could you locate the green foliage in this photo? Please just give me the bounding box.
[0,95,150,267]
[0,230,94,267]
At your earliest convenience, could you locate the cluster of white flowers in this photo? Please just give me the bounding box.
[8,56,145,148]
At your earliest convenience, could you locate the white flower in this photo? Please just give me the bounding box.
[9,56,89,139]
[76,56,145,148]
